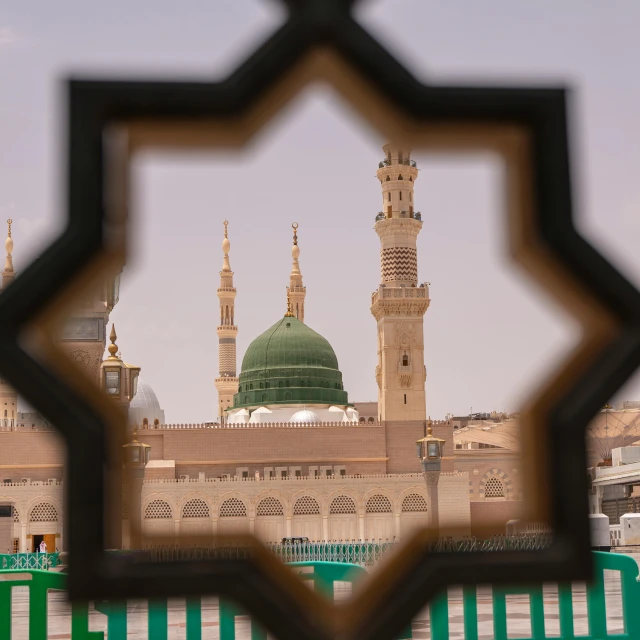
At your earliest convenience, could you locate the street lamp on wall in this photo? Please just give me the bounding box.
[100,324,140,410]
[416,420,446,535]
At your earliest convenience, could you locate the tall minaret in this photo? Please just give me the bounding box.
[371,144,430,422]
[1,219,18,428]
[286,222,306,322]
[214,220,239,422]
[2,219,15,291]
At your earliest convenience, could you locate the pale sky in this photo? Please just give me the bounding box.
[1,1,639,423]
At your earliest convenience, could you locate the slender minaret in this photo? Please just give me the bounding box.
[1,220,18,428]
[214,220,239,422]
[2,219,15,291]
[286,222,306,322]
[371,144,430,422]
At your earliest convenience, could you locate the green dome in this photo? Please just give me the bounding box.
[233,316,349,409]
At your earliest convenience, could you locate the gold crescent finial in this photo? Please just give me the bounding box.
[292,222,298,246]
[223,220,229,238]
[6,219,12,238]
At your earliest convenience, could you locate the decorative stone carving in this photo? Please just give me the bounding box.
[68,349,90,371]
[399,374,412,388]
[375,365,381,389]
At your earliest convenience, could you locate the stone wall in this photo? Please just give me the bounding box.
[138,424,389,477]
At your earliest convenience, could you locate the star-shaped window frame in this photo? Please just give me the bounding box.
[1,3,639,639]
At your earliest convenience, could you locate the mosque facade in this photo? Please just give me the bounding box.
[0,145,539,553]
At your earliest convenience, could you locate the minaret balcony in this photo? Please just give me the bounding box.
[217,286,236,293]
[371,283,431,306]
[378,158,417,168]
[375,210,421,222]
[217,325,238,333]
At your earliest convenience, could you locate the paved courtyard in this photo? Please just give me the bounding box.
[8,553,635,639]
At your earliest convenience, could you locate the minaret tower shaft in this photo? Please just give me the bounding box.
[1,219,18,428]
[286,222,306,322]
[214,221,239,422]
[371,144,430,422]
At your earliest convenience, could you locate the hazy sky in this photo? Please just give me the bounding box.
[2,1,639,423]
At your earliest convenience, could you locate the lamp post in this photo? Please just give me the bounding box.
[100,324,142,548]
[122,425,151,548]
[416,420,446,535]
[100,324,140,413]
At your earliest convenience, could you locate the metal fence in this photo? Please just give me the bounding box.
[0,552,60,571]
[140,535,554,567]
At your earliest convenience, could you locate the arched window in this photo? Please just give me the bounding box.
[219,498,247,517]
[144,500,172,519]
[359,417,366,424]
[329,496,356,514]
[398,174,403,180]
[399,191,402,200]
[256,497,284,516]
[284,392,292,401]
[409,176,413,181]
[368,417,374,423]
[265,382,269,389]
[484,477,505,498]
[300,381,305,387]
[279,381,283,388]
[262,393,269,402]
[182,499,210,518]
[244,395,249,404]
[366,495,392,513]
[142,418,149,426]
[294,496,320,515]
[402,354,409,366]
[259,383,263,389]
[153,418,160,427]
[385,175,390,181]
[29,503,58,522]
[388,192,391,201]
[249,384,253,390]
[401,494,428,512]
[285,381,289,387]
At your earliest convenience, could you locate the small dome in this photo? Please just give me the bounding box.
[130,378,161,410]
[290,409,319,423]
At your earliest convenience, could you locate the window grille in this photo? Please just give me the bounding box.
[401,493,428,512]
[144,499,172,519]
[219,497,247,517]
[12,506,19,522]
[366,495,392,513]
[485,477,505,498]
[293,496,320,515]
[329,495,356,514]
[122,501,130,520]
[29,502,58,522]
[256,497,284,516]
[182,498,210,518]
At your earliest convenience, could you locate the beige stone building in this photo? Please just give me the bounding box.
[0,145,540,551]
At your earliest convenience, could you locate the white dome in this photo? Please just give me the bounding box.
[290,409,319,423]
[130,378,161,410]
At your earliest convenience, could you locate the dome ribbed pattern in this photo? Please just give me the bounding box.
[233,316,349,409]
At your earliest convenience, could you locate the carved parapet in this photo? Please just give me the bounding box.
[371,298,430,321]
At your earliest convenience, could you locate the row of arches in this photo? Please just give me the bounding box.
[144,493,427,520]
[138,492,429,543]
[10,501,58,523]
